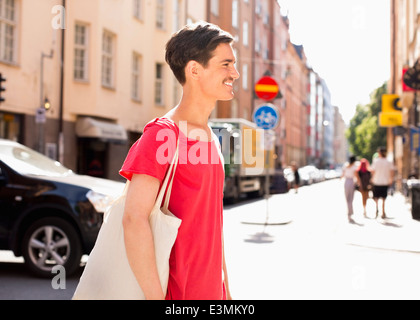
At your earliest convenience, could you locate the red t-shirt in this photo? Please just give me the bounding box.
[119,118,226,300]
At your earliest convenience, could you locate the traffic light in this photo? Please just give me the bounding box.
[0,73,6,104]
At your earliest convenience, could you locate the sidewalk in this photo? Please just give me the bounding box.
[339,192,420,253]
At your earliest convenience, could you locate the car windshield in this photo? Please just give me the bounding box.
[0,141,73,177]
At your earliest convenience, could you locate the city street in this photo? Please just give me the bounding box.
[224,179,420,300]
[1,178,420,300]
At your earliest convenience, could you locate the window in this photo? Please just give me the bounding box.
[132,52,142,101]
[74,23,89,81]
[232,0,238,29]
[101,31,115,88]
[255,0,262,15]
[0,0,18,64]
[0,112,20,141]
[172,0,181,32]
[255,26,261,53]
[211,0,219,16]
[264,48,269,60]
[263,36,268,60]
[243,21,249,47]
[263,13,269,25]
[155,63,164,105]
[242,64,248,90]
[133,0,143,20]
[156,0,165,29]
[255,40,261,54]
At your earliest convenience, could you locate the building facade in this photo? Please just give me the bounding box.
[0,0,345,181]
[333,105,347,167]
[207,0,254,120]
[0,0,185,181]
[389,0,420,183]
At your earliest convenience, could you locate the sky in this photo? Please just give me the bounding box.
[277,0,391,124]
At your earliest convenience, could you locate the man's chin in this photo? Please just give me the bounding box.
[218,94,235,101]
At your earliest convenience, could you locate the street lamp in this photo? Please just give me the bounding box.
[44,98,51,111]
[36,97,51,155]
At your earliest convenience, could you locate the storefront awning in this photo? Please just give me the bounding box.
[76,117,128,142]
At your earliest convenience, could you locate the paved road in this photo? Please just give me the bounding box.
[223,179,420,300]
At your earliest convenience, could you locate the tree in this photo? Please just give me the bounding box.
[346,82,387,161]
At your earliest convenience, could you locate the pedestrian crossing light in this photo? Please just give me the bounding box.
[0,73,6,104]
[379,94,403,127]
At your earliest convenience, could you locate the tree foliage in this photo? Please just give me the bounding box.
[346,82,387,161]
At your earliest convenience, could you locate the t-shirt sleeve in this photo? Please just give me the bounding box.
[119,118,178,183]
[371,160,376,171]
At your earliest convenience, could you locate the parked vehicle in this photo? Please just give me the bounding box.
[270,170,289,194]
[283,167,297,186]
[209,118,276,202]
[298,165,321,185]
[0,139,125,277]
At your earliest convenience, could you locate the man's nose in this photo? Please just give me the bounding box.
[231,67,240,80]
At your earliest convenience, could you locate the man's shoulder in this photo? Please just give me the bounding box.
[144,117,179,134]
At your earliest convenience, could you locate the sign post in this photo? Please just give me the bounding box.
[253,103,280,225]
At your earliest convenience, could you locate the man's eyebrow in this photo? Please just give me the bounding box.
[220,58,236,64]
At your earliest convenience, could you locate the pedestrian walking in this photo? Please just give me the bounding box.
[342,155,358,222]
[371,147,395,219]
[356,158,372,218]
[291,161,300,193]
[119,22,240,300]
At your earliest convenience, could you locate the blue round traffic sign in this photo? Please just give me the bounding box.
[252,104,280,130]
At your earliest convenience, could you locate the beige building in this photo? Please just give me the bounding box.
[0,0,186,180]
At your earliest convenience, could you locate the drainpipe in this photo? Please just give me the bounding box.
[58,0,66,164]
[251,0,256,115]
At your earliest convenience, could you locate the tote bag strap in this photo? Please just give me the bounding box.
[162,140,179,210]
[153,139,179,212]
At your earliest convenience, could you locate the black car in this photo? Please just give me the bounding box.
[0,139,125,277]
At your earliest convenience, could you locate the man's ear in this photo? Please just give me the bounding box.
[186,60,201,81]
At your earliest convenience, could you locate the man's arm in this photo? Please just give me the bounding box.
[122,173,165,300]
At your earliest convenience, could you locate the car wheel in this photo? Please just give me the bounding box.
[21,217,82,278]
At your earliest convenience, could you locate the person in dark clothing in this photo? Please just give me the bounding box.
[291,161,300,193]
[356,158,372,218]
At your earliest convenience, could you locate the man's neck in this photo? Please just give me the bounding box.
[170,91,216,128]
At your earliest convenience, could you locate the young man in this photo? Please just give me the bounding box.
[371,147,395,219]
[119,23,240,300]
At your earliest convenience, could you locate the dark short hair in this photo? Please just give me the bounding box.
[165,22,234,85]
[379,147,387,157]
